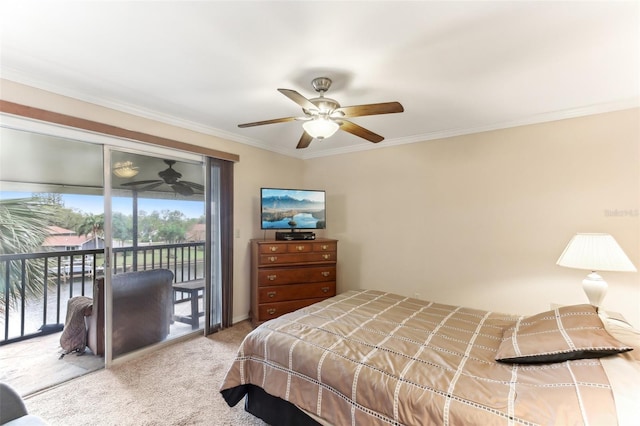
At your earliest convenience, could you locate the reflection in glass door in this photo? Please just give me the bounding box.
[107,149,205,361]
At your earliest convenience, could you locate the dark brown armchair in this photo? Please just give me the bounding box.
[87,269,174,357]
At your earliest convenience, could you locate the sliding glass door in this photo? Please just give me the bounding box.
[106,149,206,360]
[2,115,232,374]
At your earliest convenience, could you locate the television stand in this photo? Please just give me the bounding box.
[275,231,316,241]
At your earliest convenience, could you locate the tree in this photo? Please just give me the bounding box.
[157,210,188,243]
[32,192,85,231]
[112,212,132,246]
[0,198,52,315]
[139,210,161,243]
[53,207,85,232]
[31,192,63,207]
[76,213,104,248]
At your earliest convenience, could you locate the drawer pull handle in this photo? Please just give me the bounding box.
[267,308,277,315]
[268,256,277,262]
[267,291,276,298]
[321,245,328,250]
[297,245,304,251]
[321,287,330,293]
[267,274,277,281]
[322,254,331,260]
[321,271,330,277]
[269,246,278,252]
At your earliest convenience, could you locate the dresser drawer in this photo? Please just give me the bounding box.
[286,243,313,253]
[258,297,330,321]
[313,241,337,252]
[258,282,335,303]
[258,266,336,286]
[258,251,336,265]
[258,241,337,254]
[258,243,291,254]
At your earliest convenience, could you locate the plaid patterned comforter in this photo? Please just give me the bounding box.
[220,290,620,425]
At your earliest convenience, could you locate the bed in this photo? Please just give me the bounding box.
[220,290,640,425]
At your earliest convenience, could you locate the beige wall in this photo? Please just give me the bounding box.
[3,80,639,328]
[304,108,640,327]
[232,149,305,321]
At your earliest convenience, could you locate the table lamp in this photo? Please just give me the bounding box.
[556,233,636,308]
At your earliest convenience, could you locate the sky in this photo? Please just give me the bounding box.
[0,192,205,219]
[262,188,325,202]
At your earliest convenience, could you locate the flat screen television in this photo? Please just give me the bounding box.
[261,187,326,230]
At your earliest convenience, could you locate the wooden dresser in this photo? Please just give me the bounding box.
[250,238,337,327]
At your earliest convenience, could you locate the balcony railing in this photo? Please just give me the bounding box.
[0,242,205,345]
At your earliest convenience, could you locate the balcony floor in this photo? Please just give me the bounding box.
[0,300,203,397]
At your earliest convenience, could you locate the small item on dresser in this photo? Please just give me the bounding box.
[275,231,316,240]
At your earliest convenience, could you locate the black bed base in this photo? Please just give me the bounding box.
[221,384,321,426]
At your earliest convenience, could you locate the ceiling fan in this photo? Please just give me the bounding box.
[238,77,404,149]
[120,160,204,196]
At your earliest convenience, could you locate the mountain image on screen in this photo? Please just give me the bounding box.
[261,190,325,229]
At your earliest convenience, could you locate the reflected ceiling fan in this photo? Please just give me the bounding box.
[238,77,404,149]
[120,160,204,196]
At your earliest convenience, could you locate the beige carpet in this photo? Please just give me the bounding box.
[24,321,267,426]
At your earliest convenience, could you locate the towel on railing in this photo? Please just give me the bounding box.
[60,296,93,354]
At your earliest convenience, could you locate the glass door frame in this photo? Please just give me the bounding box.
[103,146,206,366]
[1,111,230,366]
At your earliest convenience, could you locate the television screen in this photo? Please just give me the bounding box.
[261,188,326,230]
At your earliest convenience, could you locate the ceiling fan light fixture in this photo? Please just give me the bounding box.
[237,76,403,148]
[113,161,139,178]
[302,117,340,140]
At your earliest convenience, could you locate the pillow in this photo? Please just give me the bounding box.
[600,313,640,350]
[496,304,633,364]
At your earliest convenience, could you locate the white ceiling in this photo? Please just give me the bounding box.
[1,1,638,159]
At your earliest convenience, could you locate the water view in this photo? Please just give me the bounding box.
[5,277,95,339]
[262,212,320,229]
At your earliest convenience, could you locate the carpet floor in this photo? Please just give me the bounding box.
[23,320,267,425]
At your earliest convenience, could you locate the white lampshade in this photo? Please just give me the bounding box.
[113,161,139,178]
[557,233,636,307]
[556,233,636,272]
[302,118,340,140]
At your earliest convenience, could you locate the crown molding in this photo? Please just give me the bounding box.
[3,69,638,161]
[300,98,640,159]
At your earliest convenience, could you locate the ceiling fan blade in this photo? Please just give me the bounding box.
[336,102,404,118]
[180,181,204,191]
[278,88,318,111]
[238,116,297,128]
[339,120,384,143]
[139,182,165,191]
[172,183,194,196]
[296,132,313,149]
[120,179,161,187]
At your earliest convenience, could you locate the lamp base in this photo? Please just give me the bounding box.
[582,271,607,308]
